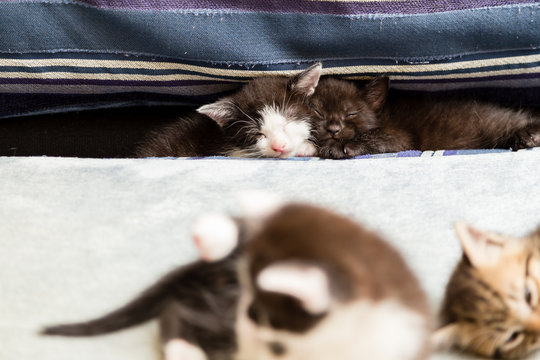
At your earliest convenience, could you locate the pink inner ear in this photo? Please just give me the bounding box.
[192,213,239,262]
[197,99,233,126]
[294,63,322,97]
[454,222,504,267]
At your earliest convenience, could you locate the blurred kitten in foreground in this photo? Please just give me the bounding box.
[43,193,432,360]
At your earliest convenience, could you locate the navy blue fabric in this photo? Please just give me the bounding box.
[0,1,539,118]
[0,3,538,63]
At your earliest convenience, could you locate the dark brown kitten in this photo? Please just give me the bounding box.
[310,77,540,159]
[135,64,322,158]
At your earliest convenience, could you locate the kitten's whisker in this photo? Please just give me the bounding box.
[227,119,255,127]
[228,101,259,124]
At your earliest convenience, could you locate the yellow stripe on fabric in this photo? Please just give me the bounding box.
[2,66,538,84]
[322,55,540,76]
[0,54,539,78]
[0,72,247,82]
[0,58,295,77]
[344,66,540,80]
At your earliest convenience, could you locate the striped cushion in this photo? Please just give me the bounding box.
[0,0,539,118]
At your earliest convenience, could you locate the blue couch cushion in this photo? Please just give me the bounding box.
[0,0,539,118]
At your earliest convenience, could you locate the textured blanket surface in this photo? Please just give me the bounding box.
[0,0,538,117]
[2,151,540,359]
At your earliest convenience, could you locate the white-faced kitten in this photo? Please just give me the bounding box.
[135,64,322,158]
[42,196,432,360]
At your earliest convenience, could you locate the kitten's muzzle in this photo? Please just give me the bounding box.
[326,123,342,137]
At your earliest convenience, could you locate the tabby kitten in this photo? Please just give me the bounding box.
[135,64,322,158]
[42,196,432,360]
[434,223,540,359]
[310,77,540,159]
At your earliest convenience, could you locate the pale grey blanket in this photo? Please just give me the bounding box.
[2,151,540,360]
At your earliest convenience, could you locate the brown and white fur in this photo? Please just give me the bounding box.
[135,64,322,158]
[42,195,432,360]
[434,223,540,359]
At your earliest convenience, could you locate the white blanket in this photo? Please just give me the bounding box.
[2,152,540,360]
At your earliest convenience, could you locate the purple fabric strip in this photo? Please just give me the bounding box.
[397,150,422,157]
[0,0,536,14]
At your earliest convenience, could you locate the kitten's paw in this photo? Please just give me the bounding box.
[343,141,369,157]
[318,140,349,159]
[512,124,540,149]
[296,142,317,157]
[192,213,239,262]
[164,339,207,360]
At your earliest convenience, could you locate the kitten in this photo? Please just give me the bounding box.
[229,200,432,360]
[135,64,322,158]
[42,197,432,360]
[310,77,540,158]
[43,212,244,360]
[433,223,540,359]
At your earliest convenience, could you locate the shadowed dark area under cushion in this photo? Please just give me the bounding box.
[0,106,192,158]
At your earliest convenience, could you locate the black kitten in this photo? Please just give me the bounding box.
[135,64,323,158]
[43,257,239,359]
[310,77,540,159]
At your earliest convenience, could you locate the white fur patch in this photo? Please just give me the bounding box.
[164,339,207,360]
[257,262,330,314]
[257,105,314,158]
[234,296,427,360]
[192,213,239,262]
[237,191,283,221]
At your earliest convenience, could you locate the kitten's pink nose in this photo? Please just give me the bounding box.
[271,140,288,153]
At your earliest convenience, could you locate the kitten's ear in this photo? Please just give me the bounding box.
[192,213,239,262]
[289,63,323,97]
[364,76,389,111]
[431,323,461,351]
[454,222,504,268]
[237,190,283,221]
[257,261,330,314]
[197,99,234,126]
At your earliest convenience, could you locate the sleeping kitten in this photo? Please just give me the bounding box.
[310,77,540,158]
[135,64,322,158]
[42,197,432,360]
[434,223,540,359]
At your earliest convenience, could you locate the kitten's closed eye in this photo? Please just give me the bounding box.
[494,330,525,357]
[310,105,323,118]
[247,303,263,324]
[267,341,287,356]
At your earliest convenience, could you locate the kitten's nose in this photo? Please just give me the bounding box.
[326,123,342,136]
[271,140,287,153]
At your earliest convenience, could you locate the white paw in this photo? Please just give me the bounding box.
[297,142,317,157]
[164,339,207,360]
[192,213,239,262]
